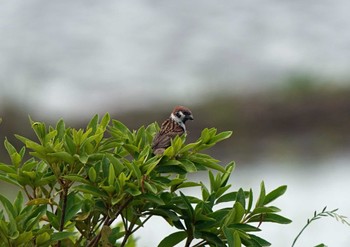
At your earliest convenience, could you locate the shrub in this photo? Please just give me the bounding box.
[0,113,290,246]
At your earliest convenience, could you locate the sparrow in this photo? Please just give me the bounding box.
[152,106,194,155]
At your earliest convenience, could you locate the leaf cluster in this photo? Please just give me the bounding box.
[0,113,290,246]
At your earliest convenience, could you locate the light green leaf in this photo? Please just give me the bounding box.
[108,163,116,186]
[47,152,75,164]
[209,131,233,144]
[51,232,77,242]
[88,167,97,182]
[63,175,89,184]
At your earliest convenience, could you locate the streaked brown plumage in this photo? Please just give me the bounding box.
[152,106,194,155]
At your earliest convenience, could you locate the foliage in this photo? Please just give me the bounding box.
[0,113,290,246]
[292,207,350,247]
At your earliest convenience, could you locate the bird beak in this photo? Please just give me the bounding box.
[188,114,194,120]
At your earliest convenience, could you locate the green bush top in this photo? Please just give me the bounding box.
[0,113,290,247]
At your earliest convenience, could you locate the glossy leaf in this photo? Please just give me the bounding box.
[158,231,187,247]
[263,185,287,205]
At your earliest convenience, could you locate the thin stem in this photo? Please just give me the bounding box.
[23,186,33,200]
[130,214,152,234]
[184,232,193,247]
[192,240,207,247]
[57,186,68,247]
[87,196,133,247]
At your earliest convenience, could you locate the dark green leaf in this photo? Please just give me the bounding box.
[217,192,237,204]
[263,185,287,205]
[236,188,246,209]
[74,185,108,198]
[228,223,261,232]
[255,181,266,208]
[248,234,271,247]
[223,227,242,247]
[158,231,187,247]
[197,231,226,247]
[156,165,187,174]
[179,192,194,220]
[249,213,292,224]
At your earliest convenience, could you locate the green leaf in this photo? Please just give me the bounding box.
[14,191,24,215]
[100,112,111,129]
[24,205,47,231]
[223,227,242,247]
[36,232,51,245]
[4,138,22,167]
[108,163,116,186]
[228,223,261,232]
[0,164,16,174]
[14,231,34,245]
[247,189,253,213]
[87,114,99,132]
[0,194,17,219]
[252,206,281,214]
[236,188,246,209]
[233,202,245,222]
[88,167,97,182]
[0,194,18,237]
[156,165,187,175]
[31,120,47,144]
[55,119,66,140]
[158,231,187,247]
[180,192,194,220]
[209,131,233,144]
[177,182,201,189]
[74,184,108,198]
[179,140,202,153]
[249,213,292,224]
[51,231,77,242]
[26,198,52,206]
[47,211,59,230]
[179,159,197,173]
[0,174,21,187]
[63,175,89,184]
[255,181,266,208]
[198,231,226,247]
[217,192,237,204]
[220,162,235,187]
[189,154,225,172]
[246,234,271,247]
[47,152,75,164]
[263,185,287,205]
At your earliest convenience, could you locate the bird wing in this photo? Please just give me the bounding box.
[152,119,184,151]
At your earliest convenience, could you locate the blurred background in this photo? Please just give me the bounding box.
[1,0,350,246]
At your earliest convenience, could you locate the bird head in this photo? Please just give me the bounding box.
[170,105,194,124]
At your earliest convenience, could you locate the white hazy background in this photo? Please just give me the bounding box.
[1,1,350,246]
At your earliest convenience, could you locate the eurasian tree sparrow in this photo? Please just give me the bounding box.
[152,106,194,155]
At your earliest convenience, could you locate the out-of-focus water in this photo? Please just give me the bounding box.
[135,153,350,246]
[1,1,350,118]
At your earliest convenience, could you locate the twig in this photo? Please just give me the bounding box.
[57,186,68,247]
[291,207,350,247]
